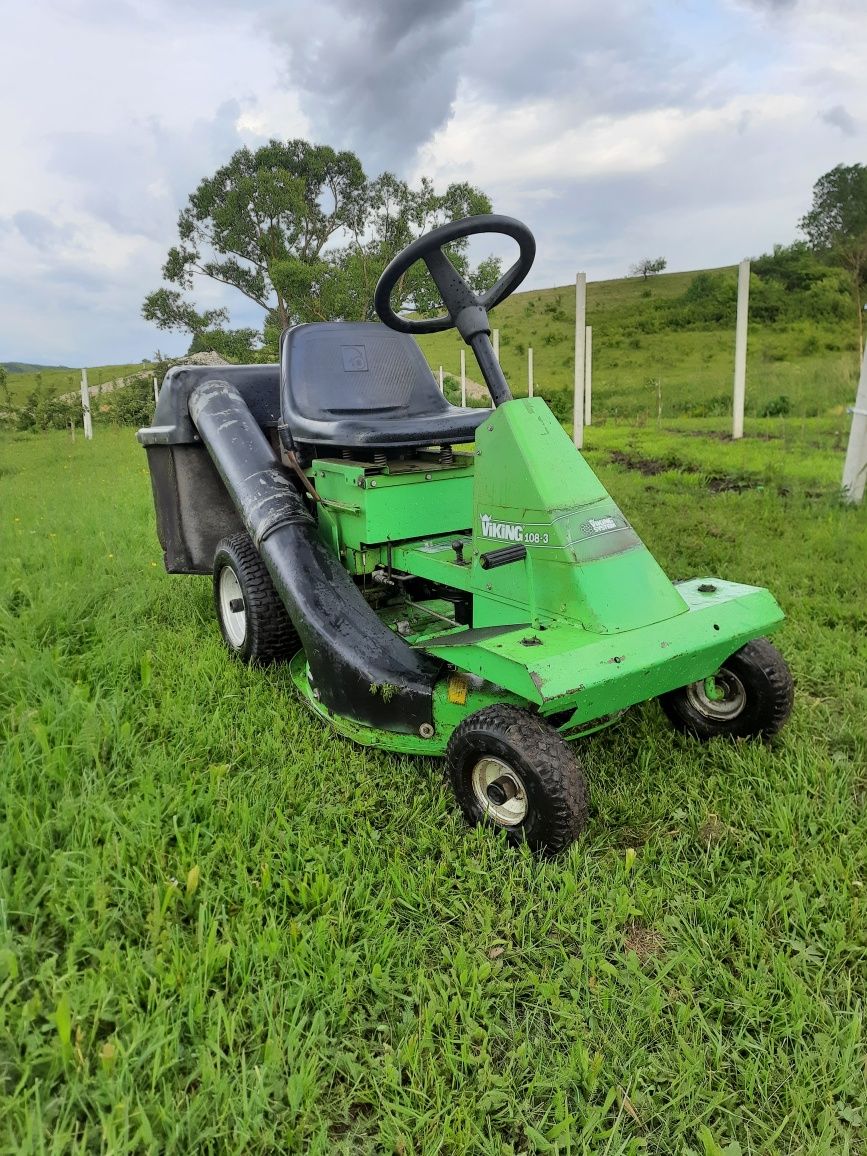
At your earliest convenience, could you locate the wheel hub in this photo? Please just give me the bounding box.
[471,756,528,826]
[686,669,747,721]
[218,566,247,648]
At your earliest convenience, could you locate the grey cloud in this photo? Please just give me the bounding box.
[268,0,748,177]
[820,104,857,136]
[10,211,77,251]
[456,2,704,117]
[3,97,258,362]
[266,0,474,172]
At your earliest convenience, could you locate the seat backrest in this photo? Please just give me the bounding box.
[281,322,451,422]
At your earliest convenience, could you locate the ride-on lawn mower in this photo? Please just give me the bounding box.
[139,215,793,854]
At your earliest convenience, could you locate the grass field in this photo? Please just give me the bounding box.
[1,422,866,1154]
[416,269,861,421]
[3,265,862,429]
[2,364,146,407]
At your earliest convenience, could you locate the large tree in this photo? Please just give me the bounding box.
[800,163,867,353]
[143,140,500,354]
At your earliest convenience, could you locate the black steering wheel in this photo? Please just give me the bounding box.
[374,214,536,341]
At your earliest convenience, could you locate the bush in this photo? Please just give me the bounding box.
[759,394,792,418]
[542,390,573,424]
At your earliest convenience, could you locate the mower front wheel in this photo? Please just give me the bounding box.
[658,637,793,741]
[213,532,300,665]
[446,706,589,855]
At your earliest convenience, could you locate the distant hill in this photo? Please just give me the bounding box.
[5,257,860,421]
[416,262,860,420]
[3,363,146,406]
[1,361,73,374]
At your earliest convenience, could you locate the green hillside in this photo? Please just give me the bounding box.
[1,361,73,374]
[2,362,146,406]
[4,257,860,424]
[416,264,860,420]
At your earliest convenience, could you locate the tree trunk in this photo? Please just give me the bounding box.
[276,296,289,331]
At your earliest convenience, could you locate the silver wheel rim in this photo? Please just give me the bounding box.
[471,756,528,826]
[685,670,747,721]
[218,565,247,648]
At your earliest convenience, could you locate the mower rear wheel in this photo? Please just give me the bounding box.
[213,532,300,665]
[658,637,793,741]
[446,706,589,855]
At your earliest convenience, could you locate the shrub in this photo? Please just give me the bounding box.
[759,394,792,418]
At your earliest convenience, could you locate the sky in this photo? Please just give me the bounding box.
[0,0,865,366]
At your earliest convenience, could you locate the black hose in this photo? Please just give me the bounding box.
[190,378,440,734]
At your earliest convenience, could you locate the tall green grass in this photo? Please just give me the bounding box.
[2,364,146,407]
[417,268,861,420]
[1,426,865,1153]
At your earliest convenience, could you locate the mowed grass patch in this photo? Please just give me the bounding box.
[1,427,865,1155]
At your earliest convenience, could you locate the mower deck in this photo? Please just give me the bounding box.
[416,574,784,724]
[289,573,783,753]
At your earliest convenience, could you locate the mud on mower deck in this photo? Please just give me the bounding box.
[138,213,793,854]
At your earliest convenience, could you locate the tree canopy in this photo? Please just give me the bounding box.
[143,140,500,357]
[629,257,667,280]
[800,163,867,351]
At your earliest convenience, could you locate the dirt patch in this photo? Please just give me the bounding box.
[706,474,753,494]
[609,449,679,476]
[697,813,729,847]
[463,376,491,403]
[609,449,761,495]
[669,428,782,443]
[623,921,665,962]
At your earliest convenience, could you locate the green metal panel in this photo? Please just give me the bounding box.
[390,535,474,590]
[469,399,688,632]
[423,578,785,722]
[310,456,474,553]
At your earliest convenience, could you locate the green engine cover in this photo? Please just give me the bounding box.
[470,399,687,632]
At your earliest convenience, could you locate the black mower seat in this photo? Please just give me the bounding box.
[280,322,491,449]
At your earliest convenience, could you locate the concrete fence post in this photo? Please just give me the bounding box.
[842,345,867,503]
[80,369,93,440]
[732,259,750,440]
[584,326,592,426]
[573,273,587,448]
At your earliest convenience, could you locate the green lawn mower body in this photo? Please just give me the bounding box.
[292,394,784,754]
[139,214,792,853]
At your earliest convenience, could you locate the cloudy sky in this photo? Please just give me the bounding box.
[1,0,865,366]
